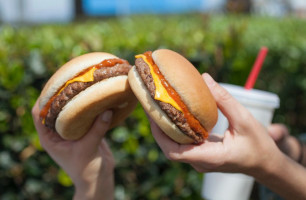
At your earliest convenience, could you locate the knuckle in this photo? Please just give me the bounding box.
[165,152,181,161]
[240,110,253,122]
[238,111,257,130]
[217,86,232,103]
[165,153,174,161]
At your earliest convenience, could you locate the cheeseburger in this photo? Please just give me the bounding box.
[128,49,218,144]
[39,52,137,140]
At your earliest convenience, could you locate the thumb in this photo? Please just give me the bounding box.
[83,110,113,145]
[202,73,253,128]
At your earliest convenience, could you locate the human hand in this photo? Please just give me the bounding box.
[32,100,114,200]
[268,124,302,163]
[149,73,281,175]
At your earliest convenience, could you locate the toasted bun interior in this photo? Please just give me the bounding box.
[152,49,218,132]
[56,75,137,140]
[128,66,194,144]
[39,52,118,110]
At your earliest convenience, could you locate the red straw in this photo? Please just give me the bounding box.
[244,47,268,90]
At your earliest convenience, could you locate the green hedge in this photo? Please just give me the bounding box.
[0,14,306,199]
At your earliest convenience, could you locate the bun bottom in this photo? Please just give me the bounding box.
[55,75,137,140]
[128,66,194,144]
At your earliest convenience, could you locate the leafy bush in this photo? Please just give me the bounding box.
[0,14,305,199]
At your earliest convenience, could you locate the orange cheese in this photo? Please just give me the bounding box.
[41,67,97,125]
[57,66,96,95]
[135,54,182,112]
[40,58,129,125]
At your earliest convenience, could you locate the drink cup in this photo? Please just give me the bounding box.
[202,83,280,200]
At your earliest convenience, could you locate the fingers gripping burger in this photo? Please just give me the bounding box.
[128,49,218,144]
[39,52,138,140]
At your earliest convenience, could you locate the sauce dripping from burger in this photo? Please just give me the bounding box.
[39,58,128,123]
[141,51,208,139]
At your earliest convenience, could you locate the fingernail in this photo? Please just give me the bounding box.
[101,110,113,123]
[203,73,216,87]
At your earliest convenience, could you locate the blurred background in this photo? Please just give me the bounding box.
[0,0,306,199]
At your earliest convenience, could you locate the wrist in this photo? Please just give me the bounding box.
[73,155,115,200]
[249,150,306,199]
[74,172,114,200]
[247,147,284,180]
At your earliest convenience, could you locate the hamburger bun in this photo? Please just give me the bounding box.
[39,52,138,140]
[128,49,218,144]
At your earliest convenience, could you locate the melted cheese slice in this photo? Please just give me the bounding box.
[41,66,97,125]
[57,66,96,95]
[136,55,182,112]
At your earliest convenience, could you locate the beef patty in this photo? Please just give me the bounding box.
[44,62,131,130]
[135,57,204,143]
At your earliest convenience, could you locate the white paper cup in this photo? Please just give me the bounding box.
[202,83,280,200]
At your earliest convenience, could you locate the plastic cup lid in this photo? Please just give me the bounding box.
[219,83,280,109]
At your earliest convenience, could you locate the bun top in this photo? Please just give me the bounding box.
[152,49,218,132]
[39,52,118,110]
